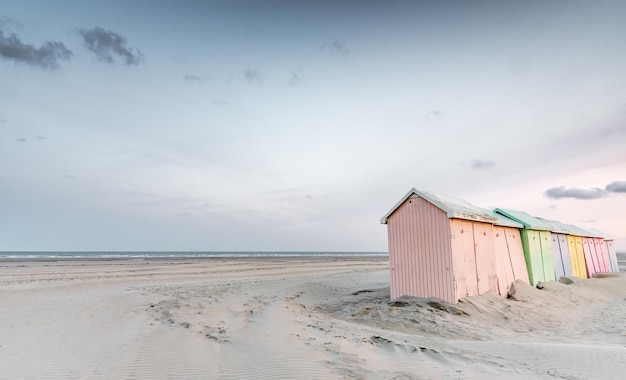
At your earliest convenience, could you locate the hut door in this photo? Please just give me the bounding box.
[473,223,497,294]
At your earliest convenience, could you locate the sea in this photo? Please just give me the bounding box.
[0,251,388,260]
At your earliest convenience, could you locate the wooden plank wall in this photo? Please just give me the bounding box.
[551,233,573,279]
[582,237,599,277]
[450,219,478,300]
[386,197,455,303]
[605,240,619,272]
[521,230,545,286]
[567,236,588,278]
[473,222,498,295]
[593,238,610,272]
[538,231,555,282]
[494,226,529,296]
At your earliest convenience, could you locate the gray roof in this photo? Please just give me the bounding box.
[381,188,522,228]
[582,227,614,240]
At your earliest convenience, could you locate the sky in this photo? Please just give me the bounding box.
[1,0,625,252]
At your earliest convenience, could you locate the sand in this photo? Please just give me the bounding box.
[1,255,625,379]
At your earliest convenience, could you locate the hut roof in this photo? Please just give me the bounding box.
[488,210,525,228]
[380,188,522,228]
[493,208,552,231]
[535,217,573,234]
[582,227,614,240]
[535,217,608,238]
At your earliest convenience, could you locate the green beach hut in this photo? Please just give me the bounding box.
[494,208,555,286]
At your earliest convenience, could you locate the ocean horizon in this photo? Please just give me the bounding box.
[0,251,389,260]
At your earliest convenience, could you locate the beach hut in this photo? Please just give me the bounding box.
[604,236,620,272]
[535,218,574,279]
[380,189,528,303]
[551,223,610,278]
[563,227,589,279]
[493,209,555,286]
[576,227,616,275]
[537,218,586,279]
[586,228,620,272]
[491,212,531,296]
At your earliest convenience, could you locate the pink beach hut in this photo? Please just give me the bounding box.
[586,229,620,272]
[380,189,529,303]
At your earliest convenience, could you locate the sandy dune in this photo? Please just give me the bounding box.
[1,256,625,379]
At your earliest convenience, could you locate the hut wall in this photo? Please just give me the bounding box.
[538,231,555,282]
[494,226,529,296]
[605,240,619,272]
[450,219,478,299]
[520,230,546,285]
[582,237,600,277]
[472,222,499,295]
[449,219,498,300]
[386,196,455,303]
[592,238,610,272]
[566,236,587,278]
[551,233,573,279]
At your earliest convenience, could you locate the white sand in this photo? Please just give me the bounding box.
[1,255,625,379]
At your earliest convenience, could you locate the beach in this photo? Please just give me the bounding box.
[1,255,625,379]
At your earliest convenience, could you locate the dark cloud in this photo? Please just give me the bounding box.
[0,28,72,69]
[545,181,626,200]
[544,186,606,200]
[469,159,496,170]
[183,74,202,83]
[78,27,143,65]
[244,69,263,84]
[321,40,350,57]
[606,181,626,193]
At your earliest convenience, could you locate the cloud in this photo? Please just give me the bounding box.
[244,68,263,84]
[16,137,26,142]
[212,99,228,106]
[469,159,496,170]
[78,27,143,65]
[183,74,202,83]
[426,110,443,119]
[321,39,350,57]
[544,186,606,200]
[545,180,626,200]
[606,181,626,193]
[0,28,72,69]
[288,70,303,86]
